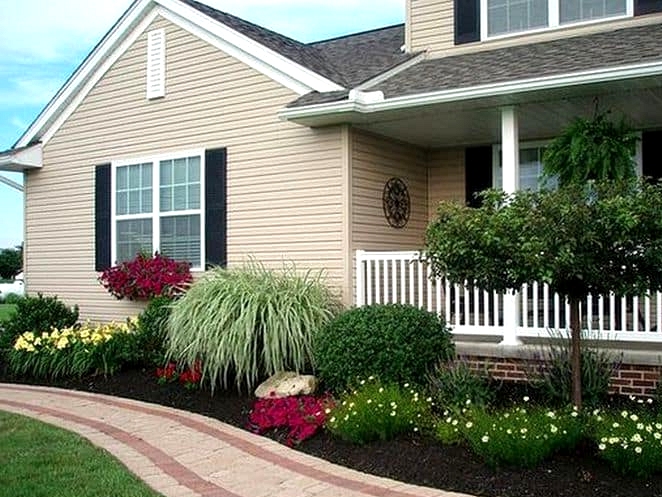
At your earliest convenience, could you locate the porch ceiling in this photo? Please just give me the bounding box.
[351,77,662,148]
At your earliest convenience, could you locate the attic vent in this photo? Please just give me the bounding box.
[146,29,166,99]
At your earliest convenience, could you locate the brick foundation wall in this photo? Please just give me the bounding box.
[463,355,661,397]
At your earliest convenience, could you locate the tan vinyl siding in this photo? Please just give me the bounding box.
[26,16,344,322]
[409,0,455,54]
[427,147,465,219]
[351,130,428,252]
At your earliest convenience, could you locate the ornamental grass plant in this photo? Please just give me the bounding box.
[326,377,434,444]
[165,261,341,391]
[8,320,138,378]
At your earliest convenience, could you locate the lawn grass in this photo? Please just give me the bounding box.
[0,304,15,322]
[0,411,163,497]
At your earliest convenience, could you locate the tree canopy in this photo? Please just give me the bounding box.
[0,246,22,280]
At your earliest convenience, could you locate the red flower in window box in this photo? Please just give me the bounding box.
[99,252,192,300]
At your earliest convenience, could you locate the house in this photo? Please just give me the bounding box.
[2,0,661,392]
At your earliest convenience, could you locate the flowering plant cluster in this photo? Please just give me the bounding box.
[326,377,434,444]
[156,361,202,389]
[461,398,584,468]
[99,253,192,301]
[9,320,138,378]
[248,394,334,446]
[591,399,662,478]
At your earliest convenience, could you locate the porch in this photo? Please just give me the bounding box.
[355,250,662,346]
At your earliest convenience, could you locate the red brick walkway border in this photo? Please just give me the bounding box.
[0,384,472,497]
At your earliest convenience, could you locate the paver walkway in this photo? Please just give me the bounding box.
[0,384,473,497]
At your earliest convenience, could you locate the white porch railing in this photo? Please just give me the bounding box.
[355,250,662,344]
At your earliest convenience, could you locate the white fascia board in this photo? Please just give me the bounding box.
[355,52,427,91]
[0,144,43,172]
[18,0,343,148]
[281,60,662,122]
[160,0,343,94]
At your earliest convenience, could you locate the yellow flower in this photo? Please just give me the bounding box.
[56,337,69,350]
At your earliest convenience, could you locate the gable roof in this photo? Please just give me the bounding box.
[182,0,415,88]
[179,0,349,86]
[15,0,416,149]
[287,22,662,108]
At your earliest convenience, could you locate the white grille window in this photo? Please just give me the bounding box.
[146,29,165,99]
[112,152,204,268]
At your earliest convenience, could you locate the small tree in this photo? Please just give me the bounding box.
[0,246,22,280]
[424,181,662,408]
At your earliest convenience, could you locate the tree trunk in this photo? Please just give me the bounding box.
[569,296,582,409]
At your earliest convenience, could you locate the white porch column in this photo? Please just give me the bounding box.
[355,250,365,307]
[500,106,523,346]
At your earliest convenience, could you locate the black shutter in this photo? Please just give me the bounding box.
[455,0,480,45]
[635,0,662,15]
[465,146,493,208]
[95,164,112,271]
[205,148,227,269]
[642,131,662,182]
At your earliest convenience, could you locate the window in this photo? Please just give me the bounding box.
[112,151,204,269]
[481,0,632,38]
[493,143,558,191]
[488,0,548,36]
[560,0,627,23]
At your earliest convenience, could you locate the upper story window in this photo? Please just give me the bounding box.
[480,0,632,38]
[112,151,204,269]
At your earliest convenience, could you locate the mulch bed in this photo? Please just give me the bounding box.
[2,368,661,497]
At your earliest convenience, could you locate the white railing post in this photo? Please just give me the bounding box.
[355,250,365,307]
[501,290,522,346]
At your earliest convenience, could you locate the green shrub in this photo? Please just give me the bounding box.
[3,294,24,305]
[165,261,341,391]
[314,304,454,392]
[590,407,662,478]
[326,378,434,444]
[135,296,172,367]
[428,360,496,409]
[462,402,584,468]
[0,294,79,354]
[8,320,138,378]
[531,333,619,408]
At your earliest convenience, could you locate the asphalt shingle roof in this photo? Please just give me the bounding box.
[288,23,662,107]
[180,0,414,88]
[311,25,413,87]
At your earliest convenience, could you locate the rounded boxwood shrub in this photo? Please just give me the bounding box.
[314,304,454,392]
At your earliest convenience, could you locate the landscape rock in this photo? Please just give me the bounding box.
[255,371,318,398]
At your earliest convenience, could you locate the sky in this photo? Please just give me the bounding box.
[0,0,404,249]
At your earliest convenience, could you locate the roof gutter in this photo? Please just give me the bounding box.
[280,60,662,122]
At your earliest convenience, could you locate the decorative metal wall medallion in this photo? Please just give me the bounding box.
[382,177,410,229]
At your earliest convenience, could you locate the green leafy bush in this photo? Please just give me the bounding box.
[531,334,619,408]
[314,304,454,392]
[326,377,433,444]
[0,294,79,354]
[462,402,584,468]
[2,294,24,305]
[135,296,172,367]
[591,406,662,478]
[8,320,138,378]
[166,262,341,391]
[428,360,496,409]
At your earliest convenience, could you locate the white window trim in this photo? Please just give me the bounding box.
[111,149,206,271]
[480,0,634,41]
[492,134,643,189]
